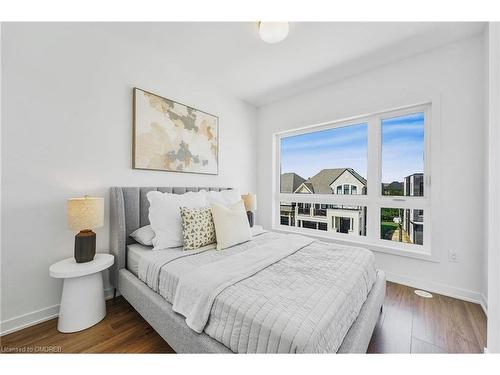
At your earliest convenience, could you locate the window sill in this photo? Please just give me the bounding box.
[272,225,439,263]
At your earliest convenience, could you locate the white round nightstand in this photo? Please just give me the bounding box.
[49,253,114,333]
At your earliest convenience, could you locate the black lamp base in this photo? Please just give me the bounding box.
[246,211,254,228]
[74,230,96,263]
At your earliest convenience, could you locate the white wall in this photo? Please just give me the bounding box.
[0,23,257,334]
[486,22,500,353]
[257,34,487,306]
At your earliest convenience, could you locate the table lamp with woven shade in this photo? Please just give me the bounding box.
[67,196,104,263]
[241,193,257,228]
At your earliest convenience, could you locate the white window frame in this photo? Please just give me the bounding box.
[273,102,437,261]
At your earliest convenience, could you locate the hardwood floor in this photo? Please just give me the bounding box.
[0,297,174,354]
[0,282,486,354]
[367,282,486,353]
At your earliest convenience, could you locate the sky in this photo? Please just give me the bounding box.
[280,112,424,183]
[381,112,424,183]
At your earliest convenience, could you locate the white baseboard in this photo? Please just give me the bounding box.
[0,287,115,336]
[385,271,488,316]
[479,293,488,316]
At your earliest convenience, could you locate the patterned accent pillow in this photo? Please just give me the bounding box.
[180,206,217,250]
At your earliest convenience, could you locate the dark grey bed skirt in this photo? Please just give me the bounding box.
[118,268,386,353]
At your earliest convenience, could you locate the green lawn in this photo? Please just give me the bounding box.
[381,222,398,239]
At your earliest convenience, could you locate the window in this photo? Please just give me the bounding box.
[381,113,424,197]
[380,208,424,245]
[280,123,368,195]
[276,104,431,255]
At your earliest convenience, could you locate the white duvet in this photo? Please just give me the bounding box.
[138,232,377,353]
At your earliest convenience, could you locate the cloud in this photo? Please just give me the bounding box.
[383,112,424,126]
[382,124,424,137]
[281,148,368,180]
[281,124,367,152]
[281,125,369,179]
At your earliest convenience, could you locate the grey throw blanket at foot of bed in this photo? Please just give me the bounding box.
[204,239,376,353]
[172,234,314,333]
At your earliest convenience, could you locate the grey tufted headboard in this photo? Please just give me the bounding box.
[109,186,231,289]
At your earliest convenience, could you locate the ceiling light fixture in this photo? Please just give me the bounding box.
[258,22,289,44]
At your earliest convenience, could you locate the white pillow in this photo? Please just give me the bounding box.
[210,200,252,250]
[205,189,241,207]
[147,191,208,250]
[130,225,155,246]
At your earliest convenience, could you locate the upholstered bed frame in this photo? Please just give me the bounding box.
[109,186,386,353]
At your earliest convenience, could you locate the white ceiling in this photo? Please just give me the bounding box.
[99,22,486,107]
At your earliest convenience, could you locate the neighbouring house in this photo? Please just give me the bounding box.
[295,168,367,195]
[280,172,306,193]
[280,173,306,227]
[280,168,367,235]
[402,173,424,245]
[382,173,423,196]
[404,173,424,197]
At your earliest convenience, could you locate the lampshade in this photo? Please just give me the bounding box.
[67,196,104,231]
[258,22,289,44]
[241,193,257,211]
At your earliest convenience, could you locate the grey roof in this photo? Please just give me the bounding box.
[345,169,367,186]
[296,168,367,194]
[302,182,314,192]
[280,173,306,193]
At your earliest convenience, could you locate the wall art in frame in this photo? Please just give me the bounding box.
[133,87,219,175]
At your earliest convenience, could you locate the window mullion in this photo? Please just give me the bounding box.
[366,115,380,241]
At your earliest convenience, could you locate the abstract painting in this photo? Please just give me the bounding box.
[133,88,219,174]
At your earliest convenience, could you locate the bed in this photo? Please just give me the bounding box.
[109,186,386,353]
